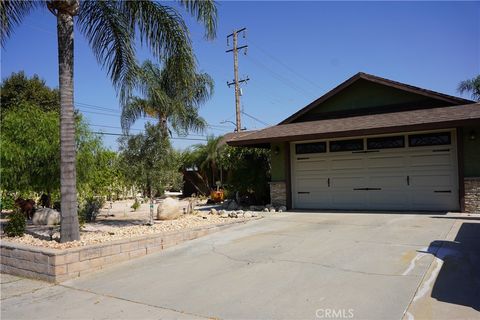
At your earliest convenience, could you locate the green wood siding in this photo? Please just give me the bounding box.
[296,79,449,121]
[271,142,286,181]
[463,125,480,177]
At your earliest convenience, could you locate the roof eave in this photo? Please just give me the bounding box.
[228,118,480,147]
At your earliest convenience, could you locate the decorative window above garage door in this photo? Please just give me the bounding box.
[329,139,364,152]
[367,136,405,150]
[295,142,327,154]
[408,132,451,147]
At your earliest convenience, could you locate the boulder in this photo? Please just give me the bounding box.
[210,208,218,215]
[222,199,232,209]
[228,211,238,218]
[237,210,244,216]
[244,211,252,218]
[263,207,270,212]
[157,197,183,220]
[220,212,229,218]
[269,208,276,213]
[251,212,258,217]
[32,208,60,226]
[227,200,238,211]
[278,206,287,212]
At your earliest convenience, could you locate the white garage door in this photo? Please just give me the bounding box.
[292,130,459,211]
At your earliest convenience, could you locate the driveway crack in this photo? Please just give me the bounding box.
[58,284,213,319]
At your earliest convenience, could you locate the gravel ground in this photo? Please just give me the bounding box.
[2,214,251,250]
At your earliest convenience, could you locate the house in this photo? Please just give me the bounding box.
[227,72,480,213]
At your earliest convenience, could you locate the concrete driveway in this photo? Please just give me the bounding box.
[2,212,479,320]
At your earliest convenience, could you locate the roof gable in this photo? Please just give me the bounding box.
[281,72,474,124]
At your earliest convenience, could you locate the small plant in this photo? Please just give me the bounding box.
[131,198,141,211]
[4,210,26,237]
[0,193,15,211]
[79,196,105,223]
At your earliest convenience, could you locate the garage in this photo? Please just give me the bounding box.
[292,130,459,211]
[227,72,480,213]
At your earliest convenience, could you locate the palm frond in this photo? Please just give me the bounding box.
[178,0,217,40]
[77,1,138,103]
[120,1,195,69]
[120,97,149,133]
[457,75,480,101]
[0,0,41,46]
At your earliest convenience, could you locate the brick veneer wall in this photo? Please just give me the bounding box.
[464,177,480,213]
[0,220,252,283]
[269,181,286,207]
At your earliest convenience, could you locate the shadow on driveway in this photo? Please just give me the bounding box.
[423,223,480,311]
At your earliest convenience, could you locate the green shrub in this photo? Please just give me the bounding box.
[0,193,15,211]
[131,198,140,211]
[79,196,105,223]
[4,210,26,237]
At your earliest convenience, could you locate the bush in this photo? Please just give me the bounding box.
[4,210,26,237]
[131,198,140,211]
[0,193,15,211]
[79,196,105,223]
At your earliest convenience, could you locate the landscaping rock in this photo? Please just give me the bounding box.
[263,207,270,212]
[237,210,244,216]
[278,206,287,212]
[220,212,229,218]
[32,208,60,226]
[251,212,258,217]
[210,208,218,215]
[157,197,183,220]
[270,208,276,213]
[228,211,238,218]
[227,200,238,211]
[244,212,252,218]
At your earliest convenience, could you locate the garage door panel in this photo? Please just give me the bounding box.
[331,176,366,188]
[410,174,454,188]
[296,178,328,190]
[410,153,452,166]
[368,191,407,209]
[331,191,366,207]
[368,156,405,168]
[368,175,406,188]
[331,158,364,170]
[296,161,329,172]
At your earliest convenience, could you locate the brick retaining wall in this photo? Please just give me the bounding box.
[464,177,480,213]
[1,220,252,283]
[269,181,286,207]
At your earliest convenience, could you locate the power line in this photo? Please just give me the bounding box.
[245,54,316,98]
[73,105,232,131]
[92,131,208,141]
[241,111,271,127]
[249,40,322,91]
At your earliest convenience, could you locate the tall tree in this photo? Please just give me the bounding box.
[1,0,216,242]
[0,71,59,113]
[121,59,214,136]
[458,75,480,102]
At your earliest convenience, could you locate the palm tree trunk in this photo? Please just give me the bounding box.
[57,9,80,242]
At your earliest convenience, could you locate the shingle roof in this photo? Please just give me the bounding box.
[227,103,480,146]
[280,72,475,124]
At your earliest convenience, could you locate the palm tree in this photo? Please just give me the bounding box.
[458,75,480,101]
[186,135,223,188]
[1,0,216,242]
[121,59,214,137]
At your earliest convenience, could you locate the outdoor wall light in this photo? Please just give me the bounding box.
[469,130,476,141]
[274,146,280,155]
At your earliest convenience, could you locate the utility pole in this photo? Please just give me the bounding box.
[226,27,249,132]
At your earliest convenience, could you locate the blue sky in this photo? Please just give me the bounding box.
[1,1,479,150]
